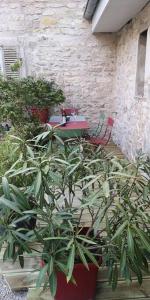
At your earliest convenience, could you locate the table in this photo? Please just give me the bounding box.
[49,115,86,122]
[48,119,89,138]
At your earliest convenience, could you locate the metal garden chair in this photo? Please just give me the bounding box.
[61,108,79,116]
[88,112,106,138]
[87,116,114,146]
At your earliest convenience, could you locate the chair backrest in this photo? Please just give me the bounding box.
[100,112,106,122]
[93,113,106,137]
[89,115,114,145]
[101,117,114,143]
[61,108,79,116]
[107,117,114,127]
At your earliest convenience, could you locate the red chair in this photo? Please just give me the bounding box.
[61,108,79,116]
[87,117,114,146]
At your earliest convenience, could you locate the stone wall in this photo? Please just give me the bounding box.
[113,3,150,159]
[1,0,150,159]
[0,0,116,123]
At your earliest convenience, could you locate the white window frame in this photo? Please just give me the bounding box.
[0,46,26,78]
[0,47,5,75]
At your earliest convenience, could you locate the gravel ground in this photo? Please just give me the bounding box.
[0,276,27,300]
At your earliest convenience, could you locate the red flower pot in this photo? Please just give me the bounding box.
[29,107,49,123]
[55,263,98,300]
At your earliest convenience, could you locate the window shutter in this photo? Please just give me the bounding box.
[3,47,20,79]
[0,47,4,75]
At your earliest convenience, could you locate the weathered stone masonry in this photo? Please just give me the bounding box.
[113,3,150,159]
[0,0,150,159]
[0,0,116,125]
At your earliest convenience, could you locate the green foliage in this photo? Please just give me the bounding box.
[14,120,43,140]
[10,59,22,72]
[0,134,18,177]
[0,128,149,296]
[0,76,23,125]
[0,76,65,127]
[19,76,65,107]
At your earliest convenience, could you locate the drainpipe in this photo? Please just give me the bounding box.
[84,0,100,20]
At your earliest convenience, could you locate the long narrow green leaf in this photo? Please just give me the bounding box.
[133,226,150,252]
[129,258,143,285]
[49,271,57,297]
[34,171,42,196]
[27,145,34,158]
[80,244,99,267]
[77,236,96,245]
[15,231,30,241]
[36,264,48,288]
[9,167,37,177]
[76,242,89,270]
[10,185,27,204]
[112,221,128,241]
[10,192,28,211]
[54,158,70,165]
[44,237,68,241]
[103,181,110,198]
[82,176,99,191]
[0,197,21,214]
[68,162,81,176]
[127,227,135,257]
[120,249,127,275]
[54,134,64,145]
[2,177,10,199]
[12,234,32,253]
[13,215,32,225]
[56,261,67,275]
[48,256,54,277]
[67,244,75,282]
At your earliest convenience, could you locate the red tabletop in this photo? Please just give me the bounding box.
[48,121,89,130]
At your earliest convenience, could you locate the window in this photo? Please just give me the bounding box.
[0,48,5,74]
[135,29,148,97]
[0,46,24,79]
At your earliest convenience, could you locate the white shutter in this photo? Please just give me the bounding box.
[0,47,4,75]
[3,47,20,79]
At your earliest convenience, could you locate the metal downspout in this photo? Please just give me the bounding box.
[84,0,100,20]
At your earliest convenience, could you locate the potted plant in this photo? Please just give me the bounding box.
[0,129,149,300]
[0,76,65,128]
[0,76,41,139]
[19,77,65,123]
[1,133,104,299]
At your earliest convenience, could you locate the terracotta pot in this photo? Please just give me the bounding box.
[40,227,101,299]
[31,107,49,123]
[55,263,98,300]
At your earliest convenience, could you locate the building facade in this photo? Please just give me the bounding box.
[114,3,150,159]
[0,0,150,159]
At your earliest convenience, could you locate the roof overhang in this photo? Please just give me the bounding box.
[91,0,149,33]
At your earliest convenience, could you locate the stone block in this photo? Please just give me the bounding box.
[40,16,58,27]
